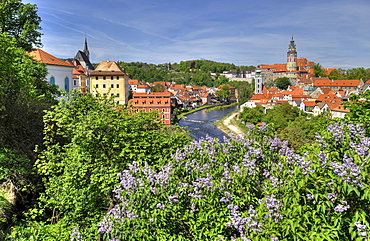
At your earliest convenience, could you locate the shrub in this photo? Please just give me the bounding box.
[97,122,370,240]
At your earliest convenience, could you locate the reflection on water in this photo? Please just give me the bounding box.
[178,106,238,141]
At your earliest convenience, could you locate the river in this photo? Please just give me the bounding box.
[178,105,238,141]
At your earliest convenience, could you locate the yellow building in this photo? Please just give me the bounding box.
[90,61,129,104]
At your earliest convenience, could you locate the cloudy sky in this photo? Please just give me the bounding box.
[26,0,370,69]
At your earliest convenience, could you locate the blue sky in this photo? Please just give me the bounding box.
[25,0,370,69]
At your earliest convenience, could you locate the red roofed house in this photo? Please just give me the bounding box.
[313,79,363,92]
[129,91,173,125]
[28,49,74,92]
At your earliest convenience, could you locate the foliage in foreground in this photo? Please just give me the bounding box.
[12,92,191,240]
[95,122,370,240]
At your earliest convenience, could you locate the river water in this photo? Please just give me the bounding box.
[178,105,238,141]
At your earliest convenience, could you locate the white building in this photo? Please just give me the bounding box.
[29,49,74,92]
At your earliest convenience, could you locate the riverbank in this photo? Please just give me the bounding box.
[214,109,246,137]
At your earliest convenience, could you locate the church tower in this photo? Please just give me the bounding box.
[83,35,90,60]
[255,67,263,94]
[286,36,297,71]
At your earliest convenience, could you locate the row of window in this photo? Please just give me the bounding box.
[95,84,120,88]
[95,76,120,80]
[133,101,169,105]
[50,76,69,92]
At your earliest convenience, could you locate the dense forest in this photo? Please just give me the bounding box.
[1,1,370,240]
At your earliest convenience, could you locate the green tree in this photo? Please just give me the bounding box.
[344,90,370,135]
[0,33,57,158]
[275,77,291,90]
[312,63,327,77]
[239,105,264,124]
[35,92,191,238]
[0,0,42,51]
[328,69,342,80]
[216,85,230,102]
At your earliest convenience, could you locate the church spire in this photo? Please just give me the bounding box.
[83,34,90,60]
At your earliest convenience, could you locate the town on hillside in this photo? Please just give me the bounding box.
[29,36,370,125]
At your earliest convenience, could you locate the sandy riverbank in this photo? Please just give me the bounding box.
[215,111,244,137]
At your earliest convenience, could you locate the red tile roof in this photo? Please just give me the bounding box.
[128,79,139,85]
[303,101,316,107]
[314,79,361,87]
[28,49,74,67]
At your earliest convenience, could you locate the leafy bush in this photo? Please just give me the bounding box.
[97,122,370,240]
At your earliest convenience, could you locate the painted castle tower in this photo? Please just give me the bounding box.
[286,36,297,71]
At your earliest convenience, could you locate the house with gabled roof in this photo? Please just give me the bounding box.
[90,61,129,104]
[28,48,74,92]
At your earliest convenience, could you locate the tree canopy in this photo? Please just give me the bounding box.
[275,77,291,90]
[0,0,42,51]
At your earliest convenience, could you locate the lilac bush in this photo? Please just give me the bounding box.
[97,122,370,240]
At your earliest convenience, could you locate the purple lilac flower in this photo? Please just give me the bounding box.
[317,151,328,166]
[328,193,338,203]
[226,204,262,237]
[330,154,363,187]
[150,218,154,223]
[97,217,114,233]
[334,201,350,212]
[190,203,197,213]
[306,194,314,200]
[271,236,279,241]
[260,194,283,223]
[168,193,179,204]
[220,191,233,203]
[156,203,165,210]
[71,227,83,241]
[355,221,367,232]
[350,137,370,158]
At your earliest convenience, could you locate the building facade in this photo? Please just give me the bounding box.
[90,61,129,104]
[28,49,74,92]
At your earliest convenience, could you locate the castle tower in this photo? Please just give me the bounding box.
[286,36,297,71]
[255,67,263,94]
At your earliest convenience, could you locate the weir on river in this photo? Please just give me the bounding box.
[178,105,238,141]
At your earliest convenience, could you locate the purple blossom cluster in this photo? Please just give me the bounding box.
[328,193,338,203]
[259,194,283,223]
[70,227,83,241]
[226,204,262,240]
[354,221,368,237]
[334,201,350,212]
[330,154,363,187]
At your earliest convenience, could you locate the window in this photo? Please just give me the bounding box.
[64,77,70,92]
[50,76,55,85]
[117,77,119,80]
[116,93,120,97]
[96,84,99,88]
[111,76,114,80]
[103,77,106,80]
[111,84,114,88]
[103,84,106,88]
[111,93,114,97]
[116,84,119,88]
[74,80,77,86]
[96,77,98,80]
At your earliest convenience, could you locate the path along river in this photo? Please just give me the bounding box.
[178,105,238,141]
